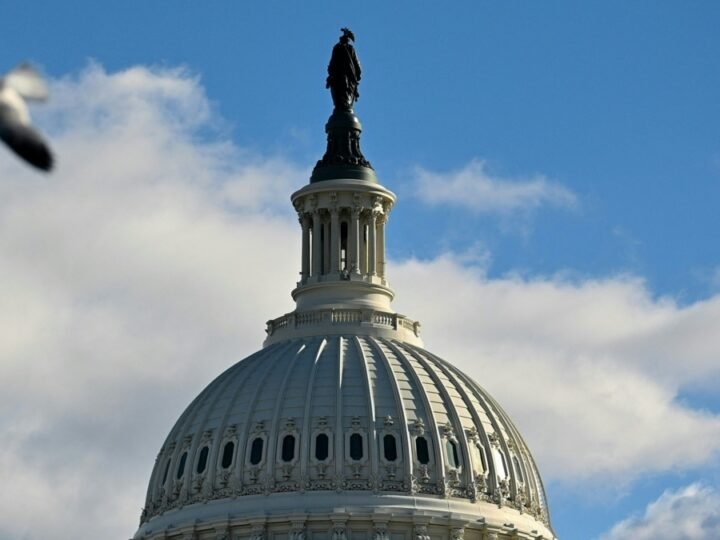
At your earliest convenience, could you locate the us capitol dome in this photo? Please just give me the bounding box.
[134,30,556,540]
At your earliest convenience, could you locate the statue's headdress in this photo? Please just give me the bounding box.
[340,27,355,42]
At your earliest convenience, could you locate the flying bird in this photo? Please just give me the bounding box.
[0,63,53,171]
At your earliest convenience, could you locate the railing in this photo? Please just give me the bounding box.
[266,308,421,338]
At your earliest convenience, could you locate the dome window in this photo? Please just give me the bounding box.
[513,456,524,483]
[315,433,329,461]
[221,441,235,469]
[415,436,430,464]
[281,434,296,462]
[493,447,509,479]
[446,440,461,469]
[161,458,171,485]
[176,452,187,479]
[349,433,363,461]
[196,446,209,474]
[249,437,264,465]
[383,434,398,462]
[478,444,488,474]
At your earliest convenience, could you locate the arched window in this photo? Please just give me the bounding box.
[161,458,171,485]
[196,446,209,474]
[383,434,398,462]
[416,436,430,464]
[349,433,363,461]
[250,437,264,465]
[281,434,296,462]
[176,452,187,479]
[446,439,460,468]
[315,433,329,461]
[221,441,235,469]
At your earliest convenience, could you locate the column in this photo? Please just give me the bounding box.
[359,216,367,275]
[323,220,330,274]
[368,211,377,276]
[349,208,360,274]
[312,210,321,277]
[330,209,340,273]
[300,215,310,281]
[377,215,386,278]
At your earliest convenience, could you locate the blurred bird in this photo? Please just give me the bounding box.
[0,63,53,171]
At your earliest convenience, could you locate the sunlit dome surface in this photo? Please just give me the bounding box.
[139,335,553,538]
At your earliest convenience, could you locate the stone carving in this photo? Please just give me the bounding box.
[332,525,347,540]
[440,422,455,439]
[411,418,426,436]
[451,528,464,540]
[414,525,431,540]
[289,528,306,540]
[373,527,389,540]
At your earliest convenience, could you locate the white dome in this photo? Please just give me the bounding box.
[137,334,554,539]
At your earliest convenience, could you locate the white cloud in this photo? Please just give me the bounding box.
[600,484,720,539]
[390,255,720,483]
[0,64,304,540]
[412,159,577,214]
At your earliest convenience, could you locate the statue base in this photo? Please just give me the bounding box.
[311,109,376,183]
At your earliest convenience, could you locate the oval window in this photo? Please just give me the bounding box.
[315,433,329,461]
[250,437,264,465]
[478,444,488,474]
[349,433,363,461]
[383,434,398,462]
[446,439,460,468]
[513,455,524,482]
[196,446,209,474]
[416,436,430,464]
[281,434,296,462]
[221,441,235,469]
[161,458,171,485]
[176,452,187,479]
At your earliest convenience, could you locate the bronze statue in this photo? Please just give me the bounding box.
[311,28,374,182]
[326,28,362,111]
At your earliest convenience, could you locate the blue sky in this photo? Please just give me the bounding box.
[2,2,720,539]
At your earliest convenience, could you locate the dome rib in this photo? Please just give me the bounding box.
[365,336,413,489]
[392,340,476,497]
[299,340,322,482]
[234,341,297,491]
[351,336,379,482]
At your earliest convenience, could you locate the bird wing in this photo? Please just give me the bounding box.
[4,63,49,101]
[0,102,53,171]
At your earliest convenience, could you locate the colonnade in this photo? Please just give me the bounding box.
[299,208,386,282]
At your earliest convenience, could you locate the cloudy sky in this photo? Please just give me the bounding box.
[1,2,719,539]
